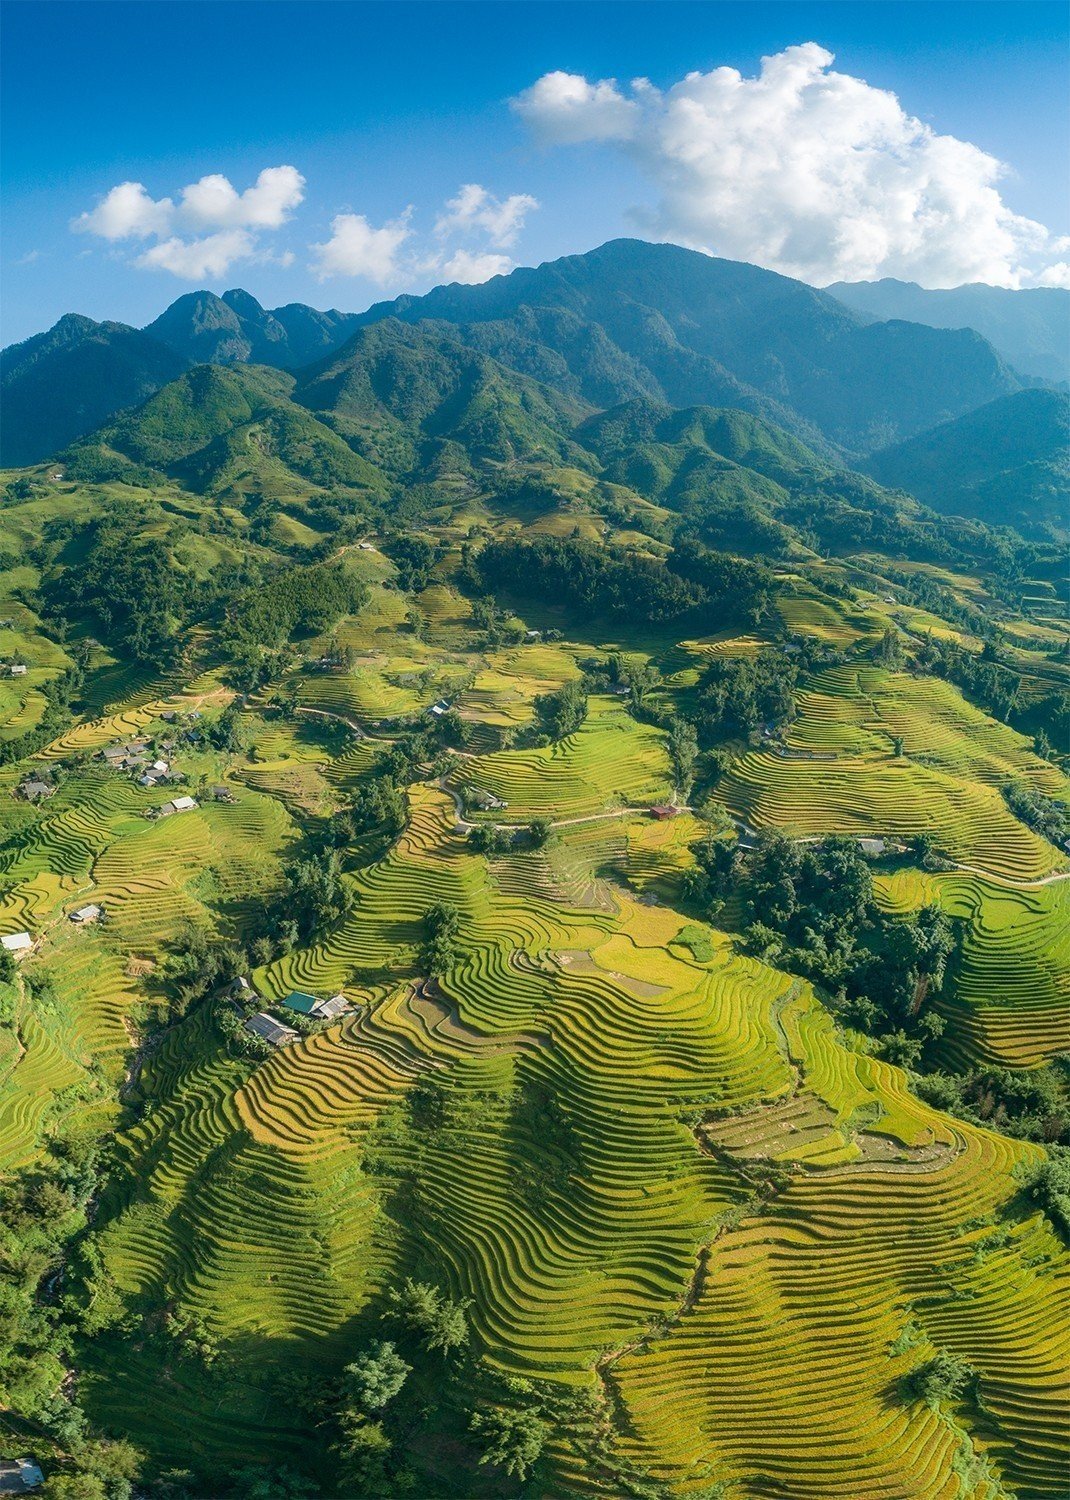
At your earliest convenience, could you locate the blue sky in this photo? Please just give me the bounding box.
[2,1,1067,344]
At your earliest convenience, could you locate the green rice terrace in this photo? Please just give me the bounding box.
[0,379,1068,1498]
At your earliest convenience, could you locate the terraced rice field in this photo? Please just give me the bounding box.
[724,665,1069,883]
[878,870,1070,1068]
[78,776,1070,1493]
[453,697,673,821]
[1,549,1066,1497]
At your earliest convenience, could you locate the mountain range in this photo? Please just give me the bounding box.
[2,239,1066,537]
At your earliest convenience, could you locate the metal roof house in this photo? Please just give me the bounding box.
[0,1458,44,1492]
[282,990,322,1016]
[69,900,103,924]
[70,904,103,923]
[1,932,33,954]
[282,990,354,1021]
[244,1013,299,1047]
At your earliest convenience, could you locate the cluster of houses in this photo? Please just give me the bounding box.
[95,735,205,817]
[100,738,187,789]
[231,976,356,1049]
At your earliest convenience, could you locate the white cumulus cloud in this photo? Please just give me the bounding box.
[435,183,538,247]
[310,212,414,283]
[135,230,257,280]
[179,166,305,230]
[513,44,1069,289]
[72,166,304,279]
[513,70,639,144]
[73,181,174,241]
[439,249,513,284]
[312,184,536,287]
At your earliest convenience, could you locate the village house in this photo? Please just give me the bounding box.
[650,804,680,820]
[8,663,27,677]
[244,1012,299,1047]
[101,739,150,769]
[1,932,33,955]
[70,904,103,924]
[859,838,887,857]
[17,778,54,802]
[165,795,198,816]
[464,784,507,812]
[211,785,235,803]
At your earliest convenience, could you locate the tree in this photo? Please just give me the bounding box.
[892,735,905,758]
[468,824,514,855]
[471,1407,547,1481]
[344,1340,410,1410]
[877,628,904,670]
[668,717,698,799]
[628,662,662,713]
[534,681,587,742]
[384,1278,470,1354]
[1019,1149,1070,1239]
[901,1350,974,1405]
[527,817,553,849]
[424,902,461,976]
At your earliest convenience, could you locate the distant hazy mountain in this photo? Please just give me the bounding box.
[826,278,1070,383]
[867,388,1069,537]
[4,240,1028,467]
[0,314,187,467]
[144,288,361,369]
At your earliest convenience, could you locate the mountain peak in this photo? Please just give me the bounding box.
[222,288,266,317]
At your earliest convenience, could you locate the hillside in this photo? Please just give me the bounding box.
[828,277,1070,383]
[868,388,1070,536]
[53,325,1012,571]
[0,436,1067,1497]
[0,314,187,467]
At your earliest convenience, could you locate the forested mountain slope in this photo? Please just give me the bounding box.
[145,287,361,370]
[352,239,1024,453]
[868,388,1070,537]
[0,314,188,467]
